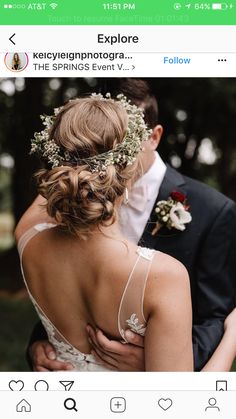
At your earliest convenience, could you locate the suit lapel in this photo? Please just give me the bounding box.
[139,165,187,246]
[158,165,186,199]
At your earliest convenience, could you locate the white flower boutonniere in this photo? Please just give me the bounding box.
[151,191,192,235]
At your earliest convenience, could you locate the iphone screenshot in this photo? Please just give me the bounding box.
[0,1,236,417]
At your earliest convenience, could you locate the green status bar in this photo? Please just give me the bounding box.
[0,1,235,25]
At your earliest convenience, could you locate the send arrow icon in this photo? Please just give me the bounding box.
[59,381,74,391]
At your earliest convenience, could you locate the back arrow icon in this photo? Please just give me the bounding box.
[9,33,16,45]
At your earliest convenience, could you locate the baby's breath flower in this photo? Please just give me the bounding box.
[30,93,152,173]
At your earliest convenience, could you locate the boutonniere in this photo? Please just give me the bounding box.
[151,191,192,235]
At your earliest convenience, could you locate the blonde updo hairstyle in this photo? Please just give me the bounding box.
[37,97,138,238]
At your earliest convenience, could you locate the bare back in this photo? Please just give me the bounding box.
[18,224,154,352]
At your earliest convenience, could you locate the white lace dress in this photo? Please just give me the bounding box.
[18,223,156,371]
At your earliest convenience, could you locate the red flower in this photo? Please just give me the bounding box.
[170,191,186,203]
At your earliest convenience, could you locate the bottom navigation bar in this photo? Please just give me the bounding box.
[1,390,236,418]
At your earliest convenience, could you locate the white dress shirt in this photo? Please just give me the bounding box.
[119,152,167,243]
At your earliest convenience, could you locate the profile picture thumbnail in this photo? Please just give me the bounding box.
[4,52,29,72]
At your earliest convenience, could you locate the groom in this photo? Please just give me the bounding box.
[27,79,236,371]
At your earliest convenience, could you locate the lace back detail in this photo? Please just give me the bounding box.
[118,247,156,342]
[32,298,93,368]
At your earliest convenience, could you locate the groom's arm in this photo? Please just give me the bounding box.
[29,323,145,371]
[27,322,74,371]
[27,322,48,362]
[192,199,236,371]
[26,322,48,369]
[15,194,54,241]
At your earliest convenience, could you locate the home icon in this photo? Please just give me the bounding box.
[16,399,31,413]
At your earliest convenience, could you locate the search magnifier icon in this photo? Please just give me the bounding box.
[64,398,78,412]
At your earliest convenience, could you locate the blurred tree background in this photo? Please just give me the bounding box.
[0,77,236,370]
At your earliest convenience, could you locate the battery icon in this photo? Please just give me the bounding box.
[212,3,223,8]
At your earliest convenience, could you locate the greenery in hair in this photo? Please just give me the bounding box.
[30,93,152,173]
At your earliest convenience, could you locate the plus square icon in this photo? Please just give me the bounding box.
[110,397,126,413]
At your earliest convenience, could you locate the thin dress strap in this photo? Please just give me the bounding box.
[17,222,57,312]
[17,223,56,260]
[118,247,156,342]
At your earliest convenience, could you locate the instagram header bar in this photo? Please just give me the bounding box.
[2,26,236,52]
[1,26,236,77]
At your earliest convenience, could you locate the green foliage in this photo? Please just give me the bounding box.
[0,168,12,212]
[0,213,14,251]
[0,296,38,371]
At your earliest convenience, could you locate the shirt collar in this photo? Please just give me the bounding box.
[134,152,167,199]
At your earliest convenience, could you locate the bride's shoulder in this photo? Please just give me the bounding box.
[136,246,188,282]
[144,251,190,315]
[152,251,188,281]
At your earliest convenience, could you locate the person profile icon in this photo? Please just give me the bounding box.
[11,53,21,70]
[205,398,220,412]
[4,52,29,72]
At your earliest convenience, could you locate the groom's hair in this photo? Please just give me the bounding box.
[116,79,159,129]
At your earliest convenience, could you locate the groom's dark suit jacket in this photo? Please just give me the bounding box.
[27,165,236,371]
[139,165,236,370]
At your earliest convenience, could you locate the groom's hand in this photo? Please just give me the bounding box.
[30,340,74,371]
[87,326,145,371]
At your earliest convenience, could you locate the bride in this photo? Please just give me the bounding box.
[15,93,236,371]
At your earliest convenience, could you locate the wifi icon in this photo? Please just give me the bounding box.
[50,3,58,9]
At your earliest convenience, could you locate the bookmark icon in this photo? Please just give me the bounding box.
[216,380,227,391]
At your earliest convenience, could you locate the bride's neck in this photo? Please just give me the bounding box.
[69,220,128,255]
[61,198,128,249]
[89,219,125,243]
[84,197,126,244]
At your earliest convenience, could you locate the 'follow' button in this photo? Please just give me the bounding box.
[164,56,191,64]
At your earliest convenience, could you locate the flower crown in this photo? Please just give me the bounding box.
[30,93,152,173]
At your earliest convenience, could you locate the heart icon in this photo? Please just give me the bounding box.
[158,398,173,411]
[9,380,24,391]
